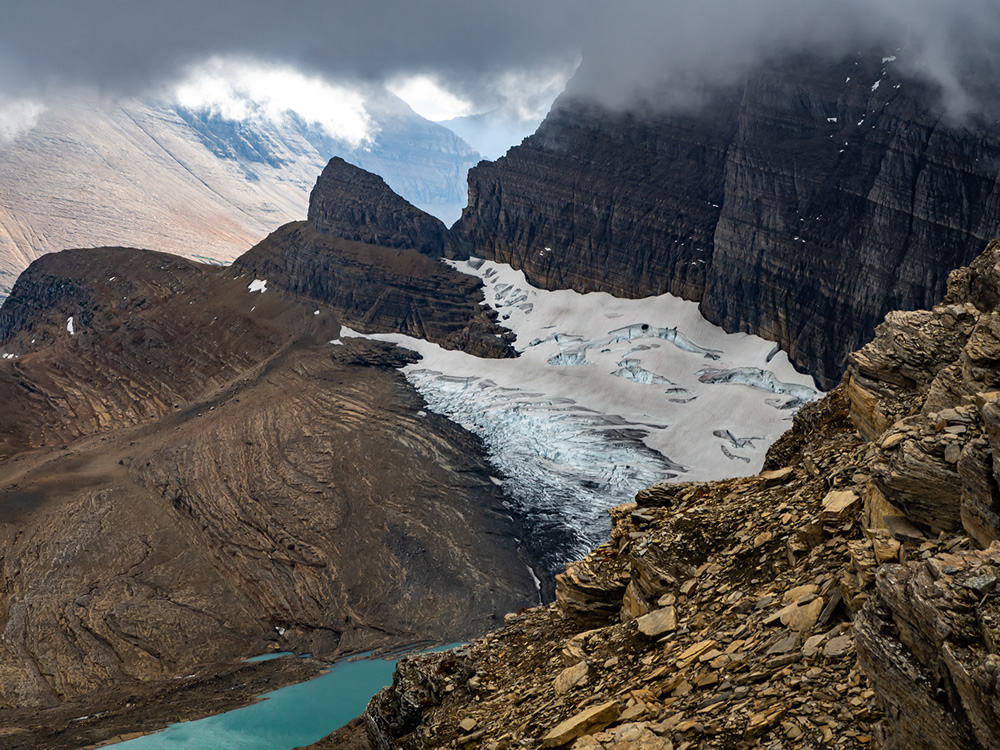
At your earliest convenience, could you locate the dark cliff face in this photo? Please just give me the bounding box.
[233,222,514,359]
[456,52,1000,388]
[255,157,512,358]
[308,156,464,259]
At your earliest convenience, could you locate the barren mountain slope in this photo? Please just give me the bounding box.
[0,244,534,746]
[0,94,479,301]
[319,239,1000,750]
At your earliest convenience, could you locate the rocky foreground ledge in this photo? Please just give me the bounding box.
[317,241,1000,749]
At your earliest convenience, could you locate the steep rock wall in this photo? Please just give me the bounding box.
[456,53,1000,388]
[308,157,463,259]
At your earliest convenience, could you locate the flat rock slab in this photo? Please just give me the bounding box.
[555,660,590,695]
[636,606,677,637]
[780,597,825,633]
[542,701,620,747]
[822,490,860,522]
[760,467,794,485]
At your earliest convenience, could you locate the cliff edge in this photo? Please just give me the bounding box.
[455,52,1000,389]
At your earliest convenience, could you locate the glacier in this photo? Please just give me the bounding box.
[345,259,820,573]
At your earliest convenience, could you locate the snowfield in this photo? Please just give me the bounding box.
[345,259,820,568]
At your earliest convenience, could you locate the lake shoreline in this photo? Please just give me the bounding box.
[0,638,459,750]
[0,654,324,750]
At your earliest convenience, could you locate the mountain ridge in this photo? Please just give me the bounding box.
[0,92,479,303]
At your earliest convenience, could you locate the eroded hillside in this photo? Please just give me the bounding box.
[320,241,1000,749]
[0,228,533,748]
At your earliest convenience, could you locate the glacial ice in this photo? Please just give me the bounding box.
[348,259,821,573]
[548,350,590,366]
[612,360,682,388]
[607,323,723,359]
[697,366,818,408]
[538,323,721,370]
[721,445,751,463]
[406,368,681,568]
[713,429,763,449]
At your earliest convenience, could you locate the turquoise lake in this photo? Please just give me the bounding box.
[115,645,459,749]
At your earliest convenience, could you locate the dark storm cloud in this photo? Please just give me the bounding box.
[0,1,584,97]
[2,1,999,115]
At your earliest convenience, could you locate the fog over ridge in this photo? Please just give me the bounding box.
[1,1,998,125]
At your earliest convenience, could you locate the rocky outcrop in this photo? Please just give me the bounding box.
[455,52,1000,388]
[308,157,463,258]
[0,245,537,742]
[314,239,1000,749]
[230,159,512,358]
[319,390,884,749]
[232,221,513,359]
[855,546,1000,750]
[845,238,1000,546]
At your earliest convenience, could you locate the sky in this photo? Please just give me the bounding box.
[1,2,999,151]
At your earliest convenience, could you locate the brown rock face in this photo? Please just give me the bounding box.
[844,239,1000,546]
[233,222,514,359]
[308,157,464,259]
[455,52,1000,388]
[855,546,1000,750]
[0,247,536,730]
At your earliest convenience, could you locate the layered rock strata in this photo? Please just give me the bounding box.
[455,53,1000,388]
[308,157,464,258]
[317,239,1000,749]
[233,222,513,359]
[232,158,514,359]
[0,245,536,745]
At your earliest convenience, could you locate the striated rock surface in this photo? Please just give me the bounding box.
[455,52,1000,388]
[232,222,513,359]
[308,157,464,259]
[855,546,1000,750]
[232,159,513,358]
[0,245,536,746]
[314,239,1000,749]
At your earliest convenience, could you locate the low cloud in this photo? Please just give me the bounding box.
[0,97,45,143]
[172,58,375,147]
[1,2,999,121]
[569,0,1000,118]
